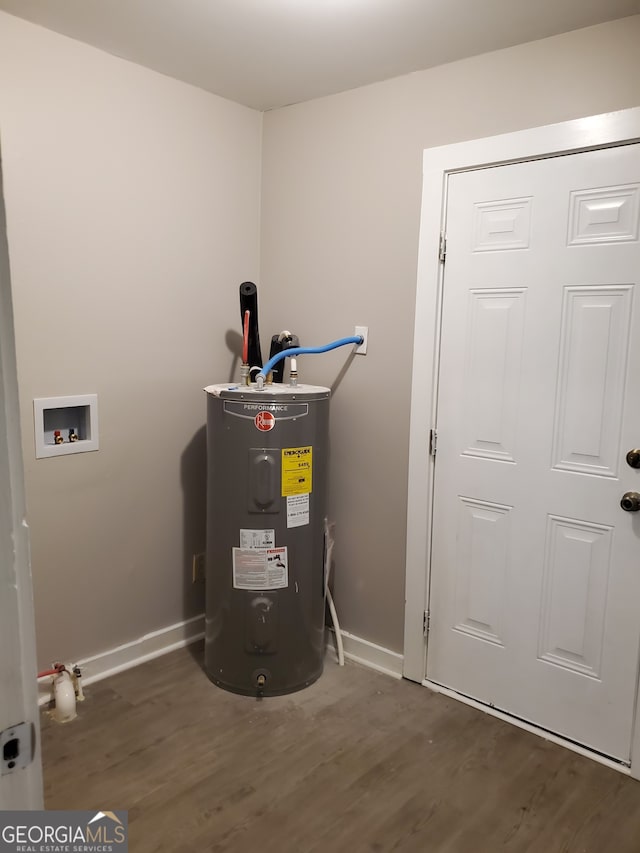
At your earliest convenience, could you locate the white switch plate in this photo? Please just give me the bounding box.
[354,326,368,355]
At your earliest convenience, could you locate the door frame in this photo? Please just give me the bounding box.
[403,106,640,776]
[0,145,43,808]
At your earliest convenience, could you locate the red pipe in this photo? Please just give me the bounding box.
[242,309,250,364]
[37,664,64,679]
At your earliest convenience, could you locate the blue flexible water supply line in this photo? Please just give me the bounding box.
[256,335,363,386]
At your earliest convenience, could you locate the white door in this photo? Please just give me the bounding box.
[428,143,640,762]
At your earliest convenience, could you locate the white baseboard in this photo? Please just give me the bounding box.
[326,628,404,679]
[38,617,404,708]
[38,613,205,707]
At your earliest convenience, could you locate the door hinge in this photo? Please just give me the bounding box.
[429,428,438,456]
[439,232,447,263]
[423,610,430,638]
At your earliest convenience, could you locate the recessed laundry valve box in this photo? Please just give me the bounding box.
[33,394,99,458]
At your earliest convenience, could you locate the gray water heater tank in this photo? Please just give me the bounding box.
[204,382,330,696]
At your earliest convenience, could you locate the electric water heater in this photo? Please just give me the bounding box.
[204,382,330,696]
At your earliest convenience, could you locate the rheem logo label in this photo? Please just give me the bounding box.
[254,411,275,431]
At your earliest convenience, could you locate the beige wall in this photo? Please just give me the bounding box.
[260,16,640,653]
[2,11,640,669]
[0,12,262,666]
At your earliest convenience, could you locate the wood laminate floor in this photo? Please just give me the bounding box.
[41,645,640,852]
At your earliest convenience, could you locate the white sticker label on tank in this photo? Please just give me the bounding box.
[240,528,275,549]
[232,547,288,590]
[287,494,309,528]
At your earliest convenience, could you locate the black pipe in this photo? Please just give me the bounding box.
[268,336,284,383]
[268,334,299,383]
[239,282,263,369]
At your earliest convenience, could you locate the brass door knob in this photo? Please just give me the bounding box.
[620,492,640,512]
[626,449,640,469]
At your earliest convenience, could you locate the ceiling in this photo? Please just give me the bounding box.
[0,0,639,111]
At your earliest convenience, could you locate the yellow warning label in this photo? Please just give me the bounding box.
[282,446,313,497]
